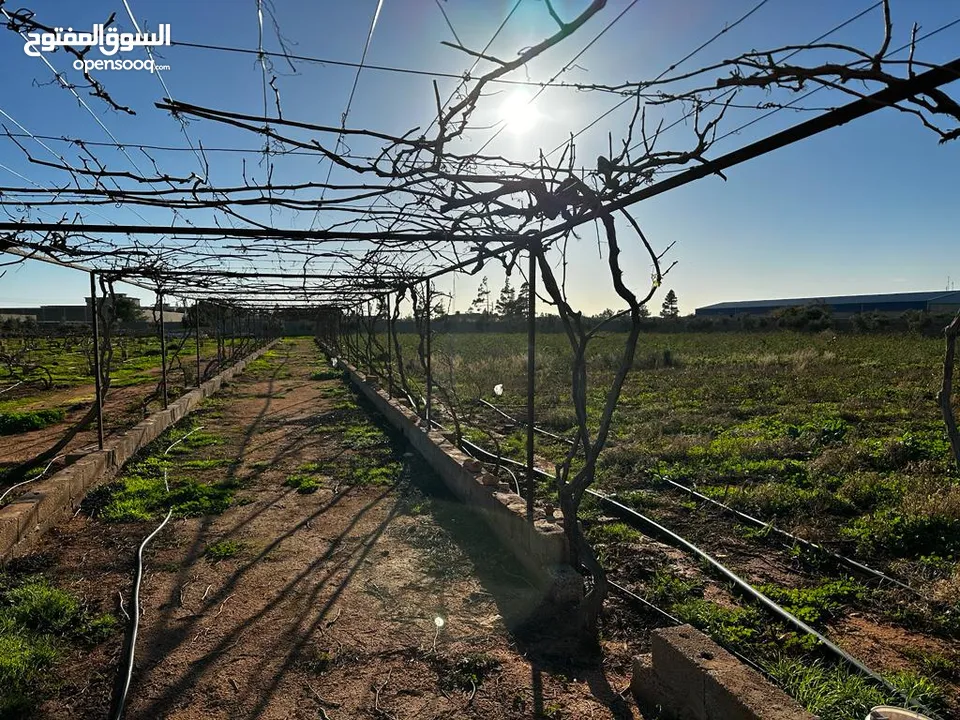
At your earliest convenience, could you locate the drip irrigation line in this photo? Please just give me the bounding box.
[478,396,925,597]
[608,580,776,681]
[0,454,63,505]
[659,476,925,598]
[111,425,204,720]
[432,419,935,716]
[476,398,574,446]
[589,489,939,719]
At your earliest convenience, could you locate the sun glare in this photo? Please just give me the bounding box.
[498,92,540,134]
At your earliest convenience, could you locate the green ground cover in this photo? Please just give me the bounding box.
[390,331,958,567]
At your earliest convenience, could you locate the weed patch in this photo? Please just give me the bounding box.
[765,657,944,720]
[0,409,65,435]
[757,578,866,625]
[0,575,115,714]
[205,540,245,561]
[285,474,320,494]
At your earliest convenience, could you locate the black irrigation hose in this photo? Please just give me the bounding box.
[340,367,939,716]
[659,476,925,598]
[445,430,938,717]
[479,397,924,599]
[607,581,776,682]
[591,490,940,719]
[476,398,575,447]
[111,426,204,720]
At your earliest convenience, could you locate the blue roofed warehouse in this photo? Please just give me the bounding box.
[695,290,960,317]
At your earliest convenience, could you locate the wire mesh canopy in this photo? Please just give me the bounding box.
[2,0,959,308]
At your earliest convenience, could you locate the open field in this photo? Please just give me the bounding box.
[378,329,960,718]
[0,334,241,484]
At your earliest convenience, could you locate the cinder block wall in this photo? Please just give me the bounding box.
[0,340,278,561]
[336,356,577,596]
[632,625,819,720]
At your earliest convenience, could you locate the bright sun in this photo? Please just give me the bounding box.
[499,92,540,134]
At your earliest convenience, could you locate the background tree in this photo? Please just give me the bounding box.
[661,289,680,319]
[494,278,516,317]
[114,295,140,324]
[470,276,491,315]
[511,281,530,319]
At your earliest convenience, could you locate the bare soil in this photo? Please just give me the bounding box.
[21,338,641,719]
[0,343,226,477]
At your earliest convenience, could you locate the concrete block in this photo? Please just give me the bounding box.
[35,483,71,525]
[633,626,818,720]
[6,497,39,540]
[0,505,22,553]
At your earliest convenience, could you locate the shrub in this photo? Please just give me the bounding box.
[0,409,65,435]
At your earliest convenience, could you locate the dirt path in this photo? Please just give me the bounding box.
[25,338,639,719]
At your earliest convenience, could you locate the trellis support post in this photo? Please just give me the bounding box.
[386,293,393,399]
[158,291,168,410]
[526,241,538,522]
[89,271,105,451]
[195,300,202,387]
[425,280,432,429]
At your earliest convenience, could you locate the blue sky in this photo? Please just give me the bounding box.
[0,0,958,315]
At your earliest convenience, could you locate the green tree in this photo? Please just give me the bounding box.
[510,281,530,318]
[470,276,490,314]
[113,295,140,323]
[495,278,516,317]
[660,289,679,319]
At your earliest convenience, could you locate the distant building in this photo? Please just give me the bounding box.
[695,290,960,317]
[0,294,185,326]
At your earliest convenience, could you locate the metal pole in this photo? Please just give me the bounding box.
[425,280,432,428]
[526,243,537,521]
[386,294,393,399]
[336,310,342,355]
[195,300,202,387]
[89,272,104,450]
[230,309,236,361]
[158,291,168,409]
[365,300,372,373]
[216,306,223,366]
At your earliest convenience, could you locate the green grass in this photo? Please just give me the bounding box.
[85,424,238,522]
[285,474,320,494]
[765,657,945,720]
[205,540,245,561]
[0,337,222,397]
[400,331,960,569]
[586,521,643,545]
[349,459,401,486]
[757,578,867,626]
[310,368,342,381]
[0,574,116,715]
[0,409,65,435]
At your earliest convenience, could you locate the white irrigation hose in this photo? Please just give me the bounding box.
[0,454,64,505]
[112,426,203,720]
[0,380,24,395]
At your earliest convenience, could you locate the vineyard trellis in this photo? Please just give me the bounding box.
[1,0,960,648]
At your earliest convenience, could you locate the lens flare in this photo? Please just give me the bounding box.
[498,92,540,134]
